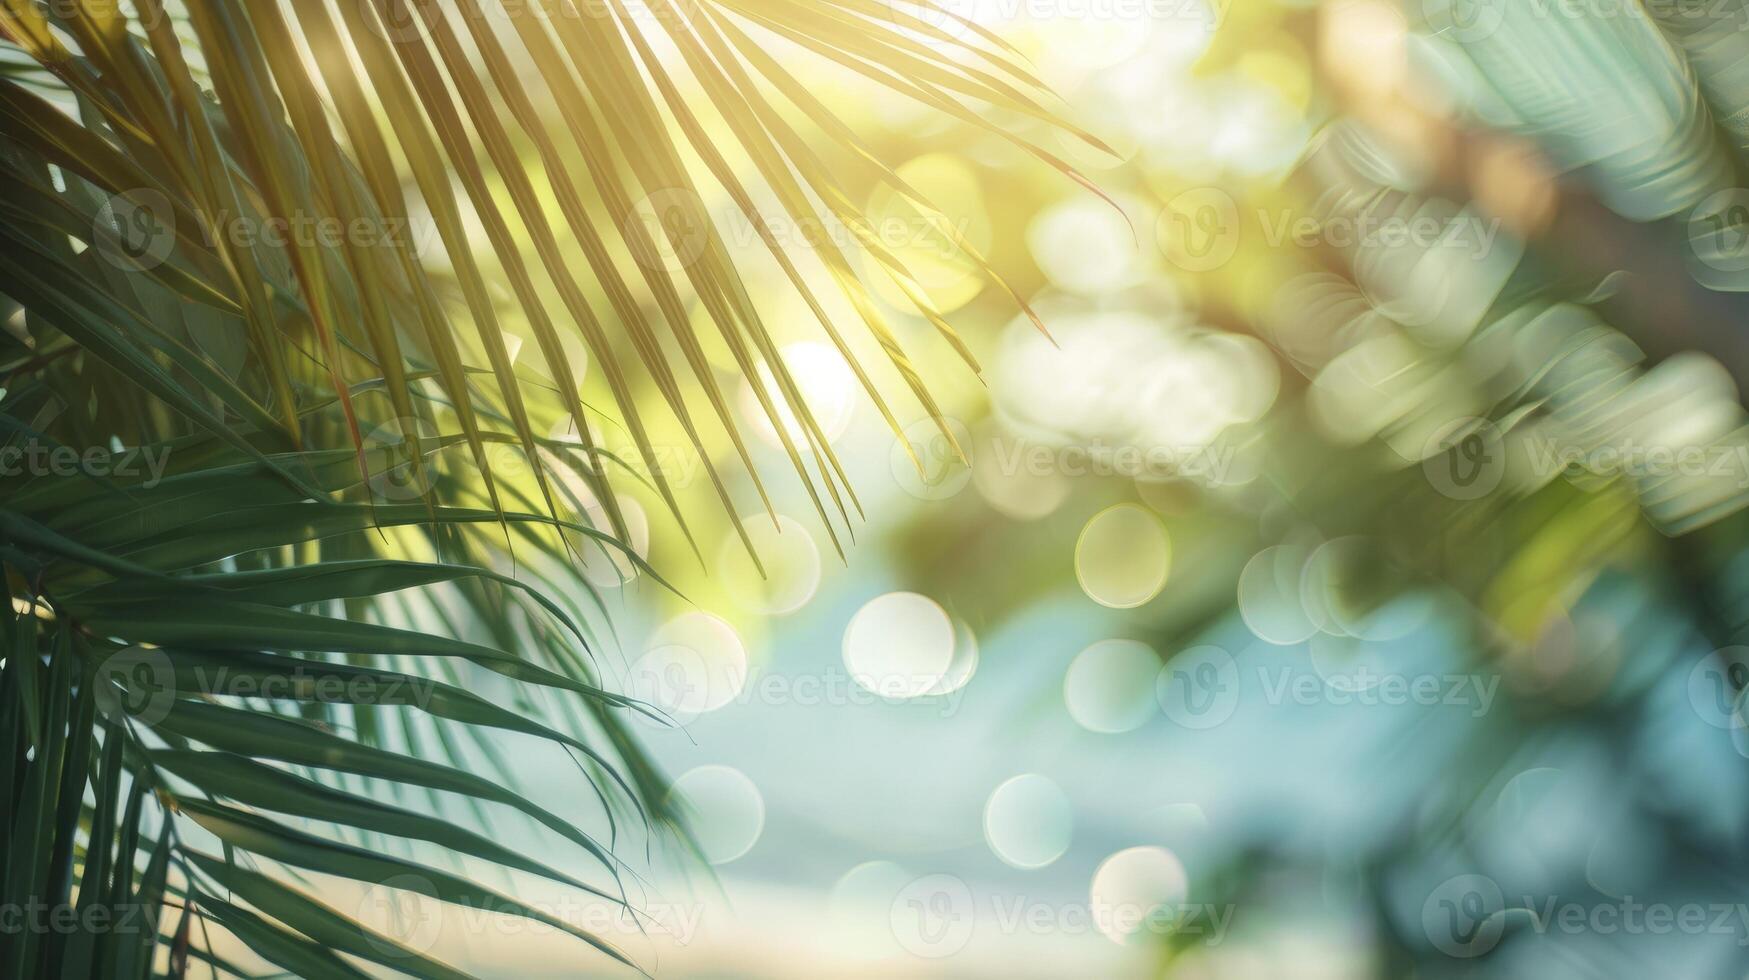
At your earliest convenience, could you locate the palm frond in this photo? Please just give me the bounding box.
[0,0,1094,974]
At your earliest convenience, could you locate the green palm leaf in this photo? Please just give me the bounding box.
[0,0,1094,975]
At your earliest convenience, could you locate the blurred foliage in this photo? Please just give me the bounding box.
[850,1,1749,976]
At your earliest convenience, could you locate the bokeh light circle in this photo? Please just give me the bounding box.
[1076,504,1171,608]
[843,592,956,699]
[983,774,1073,869]
[572,495,650,589]
[1027,198,1143,294]
[1089,846,1189,945]
[1156,645,1240,730]
[668,765,765,865]
[1238,545,1318,645]
[1688,646,1749,730]
[739,341,856,451]
[1065,639,1162,733]
[973,433,1071,520]
[928,620,981,696]
[829,860,912,956]
[864,153,990,313]
[716,514,822,615]
[890,417,975,500]
[627,612,748,724]
[1298,537,1389,637]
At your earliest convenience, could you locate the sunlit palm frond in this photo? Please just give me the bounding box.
[0,0,1097,975]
